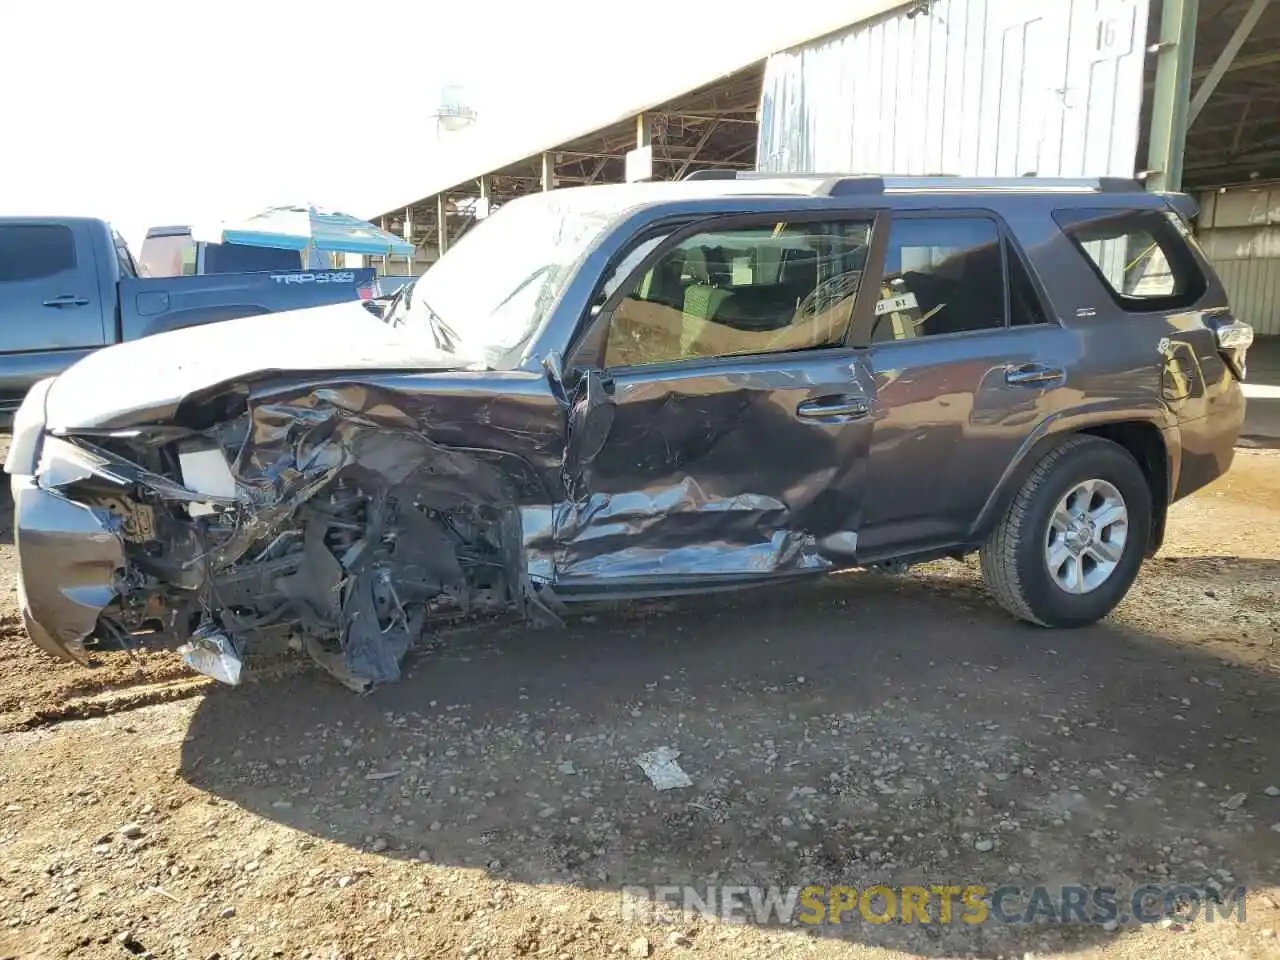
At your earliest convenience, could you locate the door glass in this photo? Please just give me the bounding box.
[603,220,871,367]
[872,217,1006,341]
[0,225,76,283]
[1008,246,1050,326]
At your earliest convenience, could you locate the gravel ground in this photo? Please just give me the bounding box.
[0,450,1278,960]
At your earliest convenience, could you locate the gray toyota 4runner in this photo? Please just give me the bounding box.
[5,174,1253,691]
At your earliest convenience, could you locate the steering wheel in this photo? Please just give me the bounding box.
[765,270,863,351]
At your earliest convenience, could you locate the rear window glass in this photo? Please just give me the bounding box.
[1052,208,1206,311]
[138,233,191,277]
[202,242,300,274]
[0,224,76,283]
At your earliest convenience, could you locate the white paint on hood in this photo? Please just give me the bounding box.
[43,300,471,430]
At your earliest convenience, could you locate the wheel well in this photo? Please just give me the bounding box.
[1076,421,1169,556]
[974,421,1171,557]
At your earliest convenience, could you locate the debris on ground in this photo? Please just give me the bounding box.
[634,747,694,791]
[177,624,243,686]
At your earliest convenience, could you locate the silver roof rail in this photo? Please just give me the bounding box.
[682,169,1144,195]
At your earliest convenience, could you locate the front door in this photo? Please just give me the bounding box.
[555,211,882,592]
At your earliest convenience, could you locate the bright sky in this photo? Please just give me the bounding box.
[0,1,880,251]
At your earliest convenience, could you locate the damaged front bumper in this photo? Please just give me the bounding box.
[10,473,125,665]
[7,383,537,693]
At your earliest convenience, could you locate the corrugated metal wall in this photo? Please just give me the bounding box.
[757,0,1150,179]
[1197,185,1280,337]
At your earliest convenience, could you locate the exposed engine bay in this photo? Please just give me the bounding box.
[49,387,541,693]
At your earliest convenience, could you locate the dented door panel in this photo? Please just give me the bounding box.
[554,351,877,588]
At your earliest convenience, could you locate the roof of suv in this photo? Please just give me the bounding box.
[509,172,1194,224]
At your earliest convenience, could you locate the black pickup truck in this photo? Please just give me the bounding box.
[0,216,376,421]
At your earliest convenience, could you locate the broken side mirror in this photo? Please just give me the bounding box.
[566,367,615,467]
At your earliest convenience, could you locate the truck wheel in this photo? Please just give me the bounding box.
[980,435,1152,628]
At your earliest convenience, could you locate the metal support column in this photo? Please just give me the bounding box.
[401,207,413,274]
[1146,0,1199,193]
[636,113,652,148]
[1189,0,1270,127]
[628,112,656,182]
[379,215,391,274]
[541,153,555,192]
[436,194,448,256]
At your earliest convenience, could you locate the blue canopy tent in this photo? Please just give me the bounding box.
[193,204,415,266]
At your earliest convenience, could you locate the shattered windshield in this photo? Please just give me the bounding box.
[391,191,627,366]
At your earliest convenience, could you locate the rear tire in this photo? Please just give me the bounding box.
[980,435,1152,628]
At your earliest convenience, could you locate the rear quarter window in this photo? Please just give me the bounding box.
[1052,208,1207,312]
[0,224,76,283]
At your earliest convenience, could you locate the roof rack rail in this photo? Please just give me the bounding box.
[684,170,888,182]
[682,169,1146,194]
[682,169,739,181]
[823,175,1144,195]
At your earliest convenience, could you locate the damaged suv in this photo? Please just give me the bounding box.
[6,174,1252,691]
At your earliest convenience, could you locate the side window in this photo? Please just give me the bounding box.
[1052,208,1208,311]
[872,216,1007,341]
[0,225,76,283]
[603,220,871,367]
[1008,247,1049,326]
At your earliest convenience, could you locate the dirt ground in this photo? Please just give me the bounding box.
[1,448,1279,960]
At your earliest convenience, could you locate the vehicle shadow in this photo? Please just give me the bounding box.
[178,566,1280,956]
[0,490,13,545]
[0,434,13,546]
[1243,336,1280,448]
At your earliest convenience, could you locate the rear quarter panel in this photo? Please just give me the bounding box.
[1011,197,1242,505]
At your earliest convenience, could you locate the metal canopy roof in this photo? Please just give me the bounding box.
[1151,0,1280,188]
[363,2,908,227]
[370,0,1280,256]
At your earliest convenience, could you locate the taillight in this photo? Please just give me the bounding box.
[1204,313,1254,380]
[357,286,373,301]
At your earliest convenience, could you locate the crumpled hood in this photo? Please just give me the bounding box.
[44,300,471,430]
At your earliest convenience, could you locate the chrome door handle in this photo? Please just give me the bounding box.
[1005,362,1065,386]
[796,396,870,420]
[43,296,90,308]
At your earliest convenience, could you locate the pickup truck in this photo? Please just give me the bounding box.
[138,224,333,277]
[0,216,376,422]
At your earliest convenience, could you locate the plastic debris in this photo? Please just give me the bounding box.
[177,623,243,685]
[635,746,693,790]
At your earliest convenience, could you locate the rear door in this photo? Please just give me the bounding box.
[850,211,1072,560]
[556,209,884,591]
[0,221,111,410]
